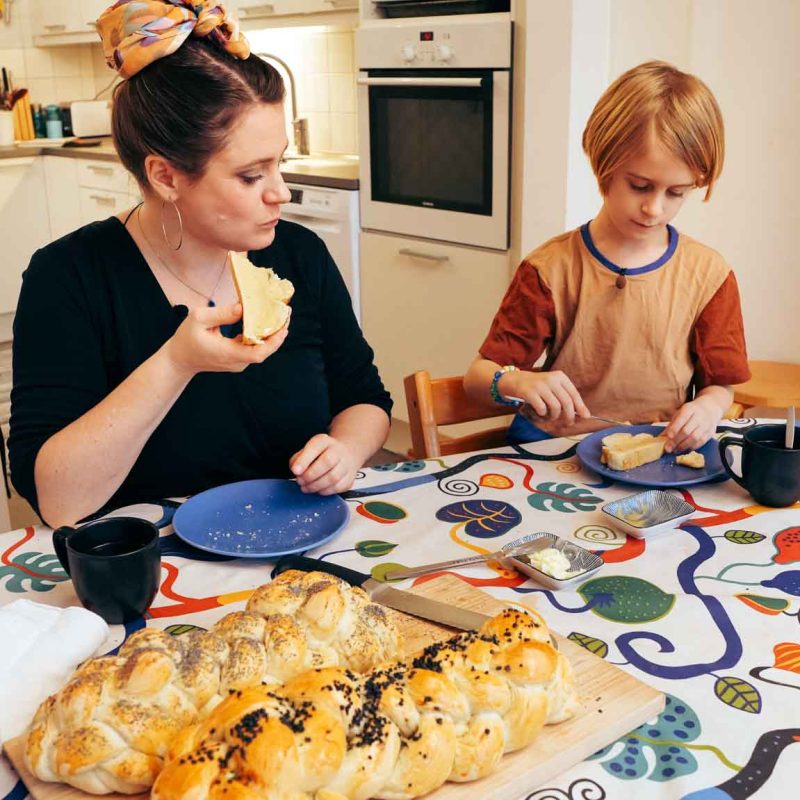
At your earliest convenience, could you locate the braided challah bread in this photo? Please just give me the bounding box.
[23,570,401,794]
[151,608,578,800]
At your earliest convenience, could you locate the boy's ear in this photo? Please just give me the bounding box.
[143,154,182,202]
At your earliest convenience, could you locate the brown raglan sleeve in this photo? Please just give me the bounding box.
[691,270,751,388]
[479,260,556,368]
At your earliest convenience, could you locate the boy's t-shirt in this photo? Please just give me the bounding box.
[479,225,750,438]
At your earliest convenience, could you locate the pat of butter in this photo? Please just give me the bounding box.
[526,547,578,579]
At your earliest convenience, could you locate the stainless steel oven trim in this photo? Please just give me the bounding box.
[358,69,510,251]
[357,76,483,87]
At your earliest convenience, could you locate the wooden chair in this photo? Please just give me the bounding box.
[733,360,800,410]
[404,371,512,459]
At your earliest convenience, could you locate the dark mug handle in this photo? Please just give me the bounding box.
[719,437,747,489]
[52,526,75,575]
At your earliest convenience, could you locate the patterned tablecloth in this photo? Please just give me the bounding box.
[1,418,798,800]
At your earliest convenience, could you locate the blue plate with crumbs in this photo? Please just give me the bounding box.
[576,424,725,487]
[172,479,350,558]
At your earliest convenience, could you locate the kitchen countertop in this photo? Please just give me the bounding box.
[0,141,360,190]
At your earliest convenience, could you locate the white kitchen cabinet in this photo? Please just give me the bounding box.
[31,0,75,38]
[43,156,82,241]
[360,231,510,421]
[234,0,356,22]
[0,158,52,315]
[77,158,138,226]
[32,0,107,44]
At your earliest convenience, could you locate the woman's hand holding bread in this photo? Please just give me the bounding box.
[163,302,289,378]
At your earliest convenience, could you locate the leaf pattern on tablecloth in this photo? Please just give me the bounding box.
[435,500,522,538]
[0,552,66,592]
[589,694,701,781]
[724,529,766,544]
[578,576,675,623]
[736,593,790,615]
[714,676,762,713]
[356,502,408,524]
[355,540,398,557]
[567,632,609,658]
[527,482,604,513]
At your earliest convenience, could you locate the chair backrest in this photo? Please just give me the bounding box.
[404,371,511,459]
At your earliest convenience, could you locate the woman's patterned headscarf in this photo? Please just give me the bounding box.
[96,1,250,79]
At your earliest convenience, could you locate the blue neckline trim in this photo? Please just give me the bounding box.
[580,221,678,276]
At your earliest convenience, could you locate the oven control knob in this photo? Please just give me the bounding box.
[435,43,454,63]
[400,43,416,63]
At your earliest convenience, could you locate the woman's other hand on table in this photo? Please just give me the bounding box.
[290,434,358,495]
[164,303,289,377]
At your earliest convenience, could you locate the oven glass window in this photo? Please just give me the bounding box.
[368,70,493,215]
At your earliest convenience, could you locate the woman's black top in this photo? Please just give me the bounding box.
[9,217,391,515]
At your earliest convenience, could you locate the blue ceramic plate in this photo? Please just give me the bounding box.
[172,479,350,558]
[576,424,725,487]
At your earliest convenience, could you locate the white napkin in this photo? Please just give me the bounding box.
[0,599,108,742]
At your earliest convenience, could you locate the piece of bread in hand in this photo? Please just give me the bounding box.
[600,432,667,471]
[676,450,705,469]
[230,251,294,344]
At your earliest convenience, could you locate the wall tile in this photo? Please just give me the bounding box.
[54,76,83,103]
[0,49,27,86]
[23,46,52,79]
[329,112,356,153]
[329,73,355,113]
[50,46,82,77]
[328,31,353,74]
[27,76,56,106]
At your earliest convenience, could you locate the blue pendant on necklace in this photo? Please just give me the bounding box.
[208,299,216,307]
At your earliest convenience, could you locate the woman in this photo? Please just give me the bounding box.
[9,1,391,528]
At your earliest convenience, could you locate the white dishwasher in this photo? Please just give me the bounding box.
[281,183,361,323]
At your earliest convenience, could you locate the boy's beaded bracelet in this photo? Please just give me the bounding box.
[490,366,523,407]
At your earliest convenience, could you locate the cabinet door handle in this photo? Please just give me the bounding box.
[238,4,275,16]
[399,248,450,263]
[89,194,117,206]
[44,24,67,31]
[88,166,114,175]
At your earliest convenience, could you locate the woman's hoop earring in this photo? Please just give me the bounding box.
[160,199,184,251]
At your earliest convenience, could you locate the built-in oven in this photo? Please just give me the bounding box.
[357,16,512,251]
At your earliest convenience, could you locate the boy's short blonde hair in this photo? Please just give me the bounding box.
[582,61,724,200]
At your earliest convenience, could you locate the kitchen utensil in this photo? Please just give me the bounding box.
[172,478,349,559]
[512,399,630,427]
[384,532,552,581]
[273,554,492,630]
[576,424,725,487]
[786,406,796,449]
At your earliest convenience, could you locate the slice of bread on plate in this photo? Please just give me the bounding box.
[676,451,705,469]
[600,432,667,471]
[230,251,294,344]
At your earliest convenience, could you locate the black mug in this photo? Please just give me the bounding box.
[719,424,800,507]
[53,516,161,624]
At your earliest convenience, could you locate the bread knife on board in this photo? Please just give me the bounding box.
[272,554,491,631]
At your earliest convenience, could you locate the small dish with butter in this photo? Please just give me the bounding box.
[501,532,603,588]
[602,488,695,538]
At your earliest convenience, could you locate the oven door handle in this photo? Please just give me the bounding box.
[357,77,483,87]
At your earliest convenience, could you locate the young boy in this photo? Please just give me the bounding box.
[464,60,750,453]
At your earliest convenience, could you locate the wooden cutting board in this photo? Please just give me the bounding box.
[3,574,664,799]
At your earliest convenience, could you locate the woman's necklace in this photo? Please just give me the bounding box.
[137,205,227,307]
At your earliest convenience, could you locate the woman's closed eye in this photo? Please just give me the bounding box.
[240,173,263,186]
